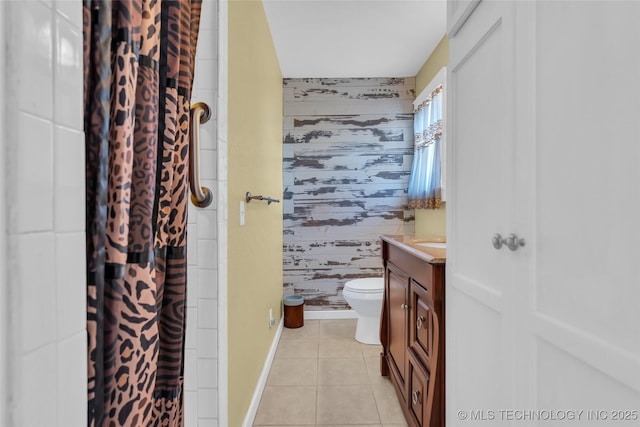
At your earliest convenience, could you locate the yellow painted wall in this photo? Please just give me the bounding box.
[414,34,448,239]
[416,35,449,95]
[228,1,283,425]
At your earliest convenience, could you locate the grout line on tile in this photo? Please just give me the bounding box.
[268,319,399,427]
[371,382,385,426]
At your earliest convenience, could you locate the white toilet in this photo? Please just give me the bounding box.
[342,277,384,345]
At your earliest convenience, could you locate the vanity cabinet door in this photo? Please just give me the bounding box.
[408,352,430,427]
[409,280,433,369]
[386,261,410,400]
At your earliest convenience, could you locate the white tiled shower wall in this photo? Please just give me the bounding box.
[0,0,224,426]
[1,1,86,426]
[186,0,224,426]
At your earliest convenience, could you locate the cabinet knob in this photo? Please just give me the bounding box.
[416,315,425,330]
[401,303,409,310]
[412,390,421,405]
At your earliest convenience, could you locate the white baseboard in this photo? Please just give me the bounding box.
[304,309,357,320]
[242,318,284,427]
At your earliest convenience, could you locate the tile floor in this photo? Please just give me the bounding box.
[253,319,409,427]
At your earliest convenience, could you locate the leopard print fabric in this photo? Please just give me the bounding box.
[153,2,203,424]
[84,0,202,426]
[84,1,112,425]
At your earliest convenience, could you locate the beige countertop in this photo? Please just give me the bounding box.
[381,235,446,264]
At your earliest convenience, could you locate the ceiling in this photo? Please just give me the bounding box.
[262,0,447,78]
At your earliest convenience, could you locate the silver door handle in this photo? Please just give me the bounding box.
[492,233,504,249]
[492,233,525,251]
[505,233,525,251]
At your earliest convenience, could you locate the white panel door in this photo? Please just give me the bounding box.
[447,1,520,424]
[447,0,480,37]
[448,1,640,425]
[527,0,640,422]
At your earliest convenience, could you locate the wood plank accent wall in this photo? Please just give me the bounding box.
[283,77,416,310]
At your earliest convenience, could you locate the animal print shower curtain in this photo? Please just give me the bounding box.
[83,0,201,425]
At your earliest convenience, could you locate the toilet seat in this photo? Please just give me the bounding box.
[344,278,384,294]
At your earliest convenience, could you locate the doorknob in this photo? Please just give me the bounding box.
[492,233,526,251]
[504,233,525,251]
[492,233,504,249]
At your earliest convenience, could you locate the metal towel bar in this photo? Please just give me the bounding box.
[246,192,280,205]
[189,102,213,208]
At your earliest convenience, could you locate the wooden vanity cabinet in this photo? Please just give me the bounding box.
[385,261,410,399]
[408,352,429,426]
[380,238,445,427]
[410,279,433,370]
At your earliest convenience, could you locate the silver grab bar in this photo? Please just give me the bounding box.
[189,102,213,208]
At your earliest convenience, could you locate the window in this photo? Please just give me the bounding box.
[407,67,446,209]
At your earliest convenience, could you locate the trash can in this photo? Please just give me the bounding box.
[283,295,304,329]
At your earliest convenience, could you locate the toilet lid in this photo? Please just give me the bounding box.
[344,278,384,294]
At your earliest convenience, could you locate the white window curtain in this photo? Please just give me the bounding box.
[407,84,443,209]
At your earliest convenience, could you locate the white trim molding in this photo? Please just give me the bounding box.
[0,3,7,425]
[304,309,358,320]
[216,0,229,425]
[242,318,284,427]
